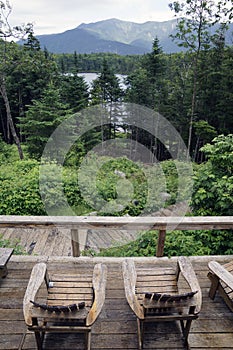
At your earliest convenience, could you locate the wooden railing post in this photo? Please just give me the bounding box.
[71,229,80,257]
[71,228,88,257]
[156,229,166,257]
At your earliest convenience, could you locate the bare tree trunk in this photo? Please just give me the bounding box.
[187,47,200,160]
[0,77,24,159]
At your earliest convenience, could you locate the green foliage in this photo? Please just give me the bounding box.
[83,229,210,257]
[0,159,45,215]
[0,139,19,164]
[96,157,148,216]
[59,74,89,112]
[193,120,217,142]
[191,134,233,254]
[78,156,182,216]
[161,160,195,205]
[169,0,231,53]
[90,59,123,105]
[20,83,71,159]
[0,154,191,217]
[2,39,58,140]
[192,134,233,216]
[0,159,90,216]
[0,234,27,255]
[1,31,233,162]
[125,38,165,110]
[55,52,141,75]
[124,67,153,107]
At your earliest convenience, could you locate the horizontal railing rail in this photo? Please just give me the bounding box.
[0,215,232,257]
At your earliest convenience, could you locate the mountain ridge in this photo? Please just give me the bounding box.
[29,18,232,55]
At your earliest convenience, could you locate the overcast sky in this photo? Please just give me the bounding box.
[9,0,175,35]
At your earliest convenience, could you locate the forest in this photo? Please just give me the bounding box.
[0,0,232,256]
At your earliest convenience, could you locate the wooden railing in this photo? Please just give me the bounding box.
[0,216,232,257]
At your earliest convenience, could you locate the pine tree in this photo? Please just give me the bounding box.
[90,59,123,106]
[20,83,71,159]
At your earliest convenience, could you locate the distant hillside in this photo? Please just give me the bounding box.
[31,18,181,55]
[22,18,233,55]
[35,27,146,55]
[78,18,179,52]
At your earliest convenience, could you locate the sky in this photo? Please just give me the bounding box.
[8,0,175,36]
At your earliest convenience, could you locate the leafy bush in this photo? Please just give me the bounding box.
[78,156,192,216]
[0,234,27,255]
[0,155,194,218]
[0,159,45,215]
[0,160,90,215]
[192,134,233,216]
[161,160,195,205]
[191,134,233,254]
[78,155,150,216]
[83,229,210,257]
[0,141,23,165]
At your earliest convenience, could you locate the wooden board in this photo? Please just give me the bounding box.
[0,248,14,267]
[1,256,233,349]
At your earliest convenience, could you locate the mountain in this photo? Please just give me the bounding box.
[34,27,146,55]
[78,18,179,51]
[31,18,180,55]
[27,18,233,55]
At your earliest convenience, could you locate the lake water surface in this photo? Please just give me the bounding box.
[77,72,127,89]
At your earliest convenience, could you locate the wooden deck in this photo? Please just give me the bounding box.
[1,255,233,350]
[0,227,140,255]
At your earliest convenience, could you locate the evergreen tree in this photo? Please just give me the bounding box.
[60,74,89,112]
[124,67,153,107]
[0,1,32,159]
[125,37,165,110]
[0,33,58,147]
[90,59,123,105]
[23,32,41,51]
[20,83,71,159]
[169,0,232,158]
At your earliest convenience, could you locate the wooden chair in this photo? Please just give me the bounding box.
[23,262,107,350]
[208,259,233,312]
[122,257,202,349]
[0,248,14,278]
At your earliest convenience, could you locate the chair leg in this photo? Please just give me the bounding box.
[182,306,195,349]
[180,319,184,334]
[182,320,192,347]
[34,331,43,350]
[137,318,144,349]
[85,330,91,350]
[208,272,219,300]
[0,266,8,278]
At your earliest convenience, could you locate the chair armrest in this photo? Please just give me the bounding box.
[208,261,233,291]
[178,256,202,314]
[122,259,144,320]
[86,263,107,326]
[23,263,47,326]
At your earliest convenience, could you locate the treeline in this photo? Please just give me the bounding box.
[0,32,232,163]
[0,35,233,162]
[55,52,142,75]
[125,39,233,162]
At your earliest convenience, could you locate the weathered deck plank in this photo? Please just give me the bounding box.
[1,255,233,349]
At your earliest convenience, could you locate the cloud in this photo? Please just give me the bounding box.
[10,0,174,35]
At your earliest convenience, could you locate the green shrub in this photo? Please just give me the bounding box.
[191,134,233,254]
[161,160,195,205]
[83,229,210,257]
[0,234,27,255]
[192,134,233,216]
[0,160,90,215]
[78,156,190,216]
[0,159,45,215]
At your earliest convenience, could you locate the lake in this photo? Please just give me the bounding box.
[77,72,127,90]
